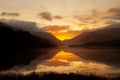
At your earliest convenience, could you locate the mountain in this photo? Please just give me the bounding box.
[33,32,62,46]
[0,22,56,50]
[80,40,120,48]
[0,19,62,46]
[63,24,120,47]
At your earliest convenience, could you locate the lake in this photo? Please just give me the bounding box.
[1,47,120,77]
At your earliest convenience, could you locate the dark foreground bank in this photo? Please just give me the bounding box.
[0,72,120,80]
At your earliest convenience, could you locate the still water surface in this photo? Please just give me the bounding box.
[2,47,120,77]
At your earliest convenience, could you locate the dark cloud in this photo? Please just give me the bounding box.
[0,19,42,32]
[1,12,20,17]
[38,11,52,21]
[38,11,63,21]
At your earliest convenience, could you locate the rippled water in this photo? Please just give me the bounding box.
[1,47,120,77]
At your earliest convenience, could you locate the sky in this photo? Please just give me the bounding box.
[0,0,120,40]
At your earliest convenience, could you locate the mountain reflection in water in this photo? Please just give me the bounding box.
[1,48,120,77]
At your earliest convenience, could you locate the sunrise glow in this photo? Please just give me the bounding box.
[0,0,120,79]
[0,0,120,40]
[52,33,78,41]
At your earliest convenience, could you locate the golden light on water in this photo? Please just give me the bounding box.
[35,50,115,76]
[2,50,120,77]
[44,51,82,66]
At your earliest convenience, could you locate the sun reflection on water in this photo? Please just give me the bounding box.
[1,50,120,77]
[35,50,120,77]
[43,51,82,66]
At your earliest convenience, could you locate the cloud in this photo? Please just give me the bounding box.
[43,25,70,32]
[107,8,120,14]
[0,19,43,32]
[106,8,120,20]
[38,11,63,21]
[74,8,120,28]
[74,10,106,28]
[55,30,81,38]
[38,11,52,21]
[75,15,92,21]
[74,9,104,21]
[42,25,82,40]
[77,9,114,20]
[0,12,20,17]
[54,15,63,19]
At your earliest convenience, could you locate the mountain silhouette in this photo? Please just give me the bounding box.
[0,22,56,50]
[63,24,120,47]
[33,32,62,46]
[0,19,61,46]
[0,22,59,71]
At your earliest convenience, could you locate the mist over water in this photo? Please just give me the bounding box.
[1,47,120,77]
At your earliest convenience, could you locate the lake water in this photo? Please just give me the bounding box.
[1,47,120,77]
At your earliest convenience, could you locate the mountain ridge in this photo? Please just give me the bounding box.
[63,24,120,47]
[0,22,57,50]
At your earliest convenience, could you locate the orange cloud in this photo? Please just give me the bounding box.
[107,8,120,14]
[43,25,70,32]
[53,30,82,41]
[74,8,120,29]
[106,8,120,19]
[43,25,81,41]
[54,15,63,19]
[75,15,93,21]
[74,9,104,21]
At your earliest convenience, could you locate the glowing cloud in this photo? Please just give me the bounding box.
[43,25,81,41]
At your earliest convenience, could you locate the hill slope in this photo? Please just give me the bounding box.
[33,32,62,46]
[0,22,56,50]
[0,19,61,46]
[63,24,120,47]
